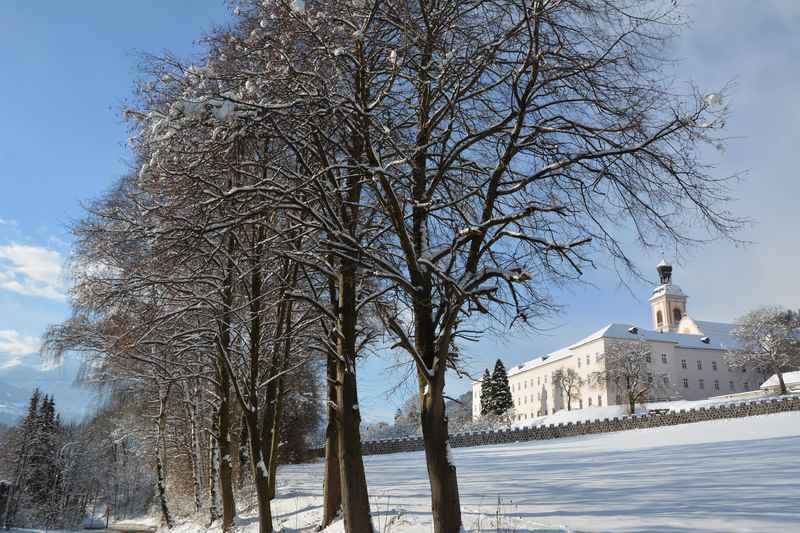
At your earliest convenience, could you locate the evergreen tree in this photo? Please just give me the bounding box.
[479,369,493,416]
[490,359,514,416]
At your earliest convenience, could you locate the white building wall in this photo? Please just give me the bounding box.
[472,336,768,423]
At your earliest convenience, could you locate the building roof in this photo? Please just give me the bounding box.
[570,322,739,351]
[650,283,686,299]
[760,371,800,389]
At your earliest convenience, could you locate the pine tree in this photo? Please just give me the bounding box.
[490,359,514,416]
[479,369,493,416]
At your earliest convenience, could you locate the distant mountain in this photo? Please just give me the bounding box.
[0,353,98,425]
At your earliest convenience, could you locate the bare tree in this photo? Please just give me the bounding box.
[552,369,583,411]
[726,307,800,395]
[593,340,671,414]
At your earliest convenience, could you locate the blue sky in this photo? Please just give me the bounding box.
[1,1,799,424]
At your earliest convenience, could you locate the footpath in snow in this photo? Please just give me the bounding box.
[163,411,800,533]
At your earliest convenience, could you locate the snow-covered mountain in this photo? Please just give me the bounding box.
[0,353,97,425]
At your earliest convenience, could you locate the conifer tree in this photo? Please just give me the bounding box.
[479,369,493,416]
[490,360,514,416]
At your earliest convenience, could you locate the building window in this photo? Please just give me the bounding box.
[714,380,720,390]
[729,380,735,391]
[699,379,705,389]
[588,397,593,407]
[646,353,652,363]
[683,378,689,388]
[577,357,581,368]
[579,399,583,409]
[661,353,668,364]
[681,359,687,369]
[615,394,621,404]
[657,310,663,327]
[744,381,749,390]
[597,395,602,407]
[648,373,653,384]
[663,376,669,385]
[586,355,590,365]
[697,360,702,371]
[673,308,682,322]
[712,361,718,372]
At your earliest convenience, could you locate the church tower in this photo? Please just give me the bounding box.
[649,260,687,332]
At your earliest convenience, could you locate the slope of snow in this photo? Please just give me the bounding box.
[162,411,800,532]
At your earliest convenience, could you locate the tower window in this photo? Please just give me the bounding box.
[656,310,663,327]
[673,308,682,323]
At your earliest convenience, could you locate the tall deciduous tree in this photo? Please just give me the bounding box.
[593,341,671,414]
[726,307,800,395]
[553,368,584,411]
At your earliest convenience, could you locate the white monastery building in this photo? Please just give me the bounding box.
[472,262,767,422]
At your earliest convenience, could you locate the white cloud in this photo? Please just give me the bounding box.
[0,330,41,369]
[0,218,16,226]
[0,243,65,301]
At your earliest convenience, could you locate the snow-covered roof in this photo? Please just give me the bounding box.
[570,322,739,351]
[497,320,739,381]
[507,346,574,377]
[650,283,685,299]
[760,371,800,389]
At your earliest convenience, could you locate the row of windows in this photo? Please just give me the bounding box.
[679,378,749,391]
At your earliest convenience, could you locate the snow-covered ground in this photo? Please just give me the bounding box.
[164,411,800,533]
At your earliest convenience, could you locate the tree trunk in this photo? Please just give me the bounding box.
[217,373,237,532]
[266,381,284,500]
[336,267,373,533]
[185,384,203,513]
[420,372,462,533]
[321,348,342,528]
[155,389,173,529]
[246,412,273,533]
[209,423,222,525]
[777,369,787,395]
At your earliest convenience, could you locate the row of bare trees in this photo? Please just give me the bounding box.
[47,0,743,531]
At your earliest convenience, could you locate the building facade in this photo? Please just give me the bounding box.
[472,262,767,422]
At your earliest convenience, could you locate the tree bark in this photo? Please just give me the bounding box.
[209,417,222,525]
[246,411,273,533]
[321,347,342,528]
[420,370,462,533]
[336,266,373,533]
[777,369,787,395]
[217,363,237,532]
[155,388,174,529]
[184,384,203,513]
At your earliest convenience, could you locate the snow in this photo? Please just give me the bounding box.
[159,412,800,532]
[761,371,800,389]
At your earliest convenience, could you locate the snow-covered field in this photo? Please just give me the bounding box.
[163,411,800,533]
